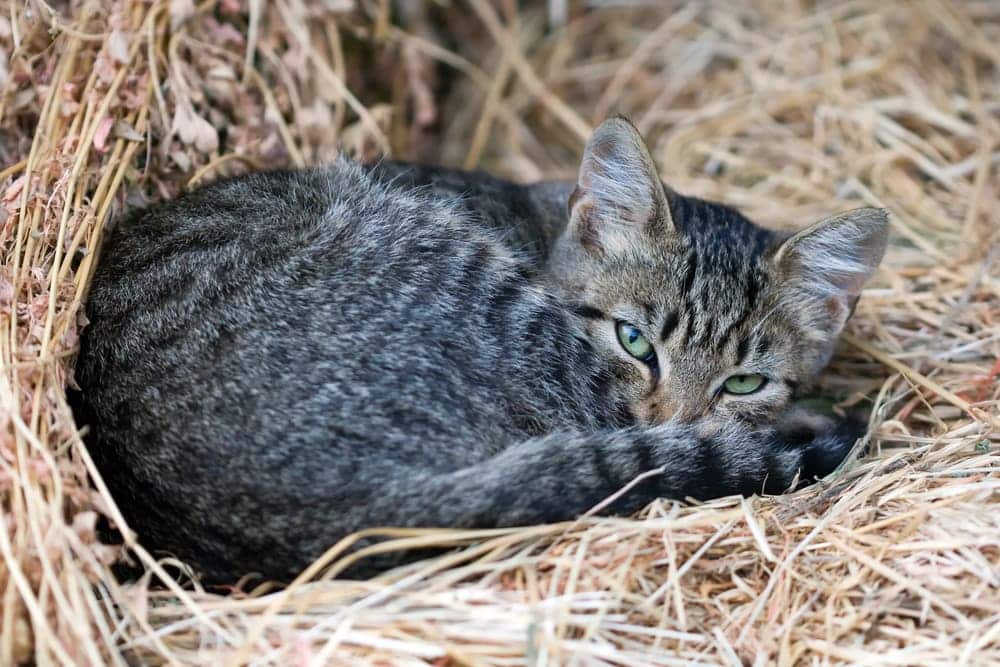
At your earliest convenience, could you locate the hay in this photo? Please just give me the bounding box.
[1,0,998,663]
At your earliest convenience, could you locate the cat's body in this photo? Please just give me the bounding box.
[366,159,574,263]
[73,119,887,582]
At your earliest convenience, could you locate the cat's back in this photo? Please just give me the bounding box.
[92,163,473,313]
[84,162,479,398]
[79,160,601,481]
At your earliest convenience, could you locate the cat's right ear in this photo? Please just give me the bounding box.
[770,207,889,335]
[569,116,675,255]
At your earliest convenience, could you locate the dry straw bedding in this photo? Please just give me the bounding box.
[1,0,998,664]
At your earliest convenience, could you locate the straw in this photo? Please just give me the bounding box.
[1,1,997,664]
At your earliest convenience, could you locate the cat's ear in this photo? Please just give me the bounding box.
[569,116,674,255]
[771,207,889,333]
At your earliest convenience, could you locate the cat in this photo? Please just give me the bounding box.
[72,116,888,582]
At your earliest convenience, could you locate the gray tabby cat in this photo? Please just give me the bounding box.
[73,117,888,582]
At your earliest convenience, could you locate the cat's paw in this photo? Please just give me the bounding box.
[765,409,866,492]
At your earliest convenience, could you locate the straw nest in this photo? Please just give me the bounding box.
[1,0,998,664]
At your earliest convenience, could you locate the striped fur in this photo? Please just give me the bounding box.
[72,119,887,582]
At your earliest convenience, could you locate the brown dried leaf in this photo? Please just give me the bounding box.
[112,120,145,142]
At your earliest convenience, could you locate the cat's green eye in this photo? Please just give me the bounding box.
[723,374,767,395]
[616,322,655,361]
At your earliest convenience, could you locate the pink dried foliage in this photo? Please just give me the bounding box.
[169,0,196,31]
[108,30,130,64]
[171,103,219,153]
[94,49,119,86]
[93,115,115,152]
[205,16,245,46]
[404,42,437,127]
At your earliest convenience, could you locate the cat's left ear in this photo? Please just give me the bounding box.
[569,116,675,255]
[771,207,889,333]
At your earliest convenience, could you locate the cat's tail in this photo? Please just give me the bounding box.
[359,411,864,532]
[174,410,864,583]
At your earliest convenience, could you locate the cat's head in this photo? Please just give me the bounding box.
[549,116,888,427]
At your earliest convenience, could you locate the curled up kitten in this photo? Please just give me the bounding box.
[72,117,888,582]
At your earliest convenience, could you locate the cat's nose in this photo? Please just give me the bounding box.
[643,398,700,424]
[651,402,677,422]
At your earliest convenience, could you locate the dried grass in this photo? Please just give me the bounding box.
[1,0,998,664]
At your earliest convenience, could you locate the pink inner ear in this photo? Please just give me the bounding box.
[825,295,849,330]
[774,209,889,302]
[573,199,604,253]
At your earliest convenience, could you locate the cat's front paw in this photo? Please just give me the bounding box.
[765,409,866,492]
